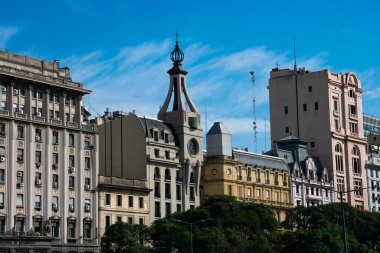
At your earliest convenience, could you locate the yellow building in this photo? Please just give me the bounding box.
[201,122,292,221]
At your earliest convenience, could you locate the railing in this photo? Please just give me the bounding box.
[15,113,27,119]
[50,119,62,125]
[66,122,78,128]
[33,116,45,122]
[165,175,171,181]
[0,110,9,116]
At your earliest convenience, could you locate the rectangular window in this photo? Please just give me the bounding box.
[314,102,318,110]
[52,196,59,209]
[117,195,122,207]
[128,196,134,208]
[35,195,41,208]
[166,203,171,216]
[139,218,144,225]
[308,86,312,92]
[117,216,122,222]
[17,149,24,162]
[354,180,362,196]
[154,182,160,197]
[0,192,4,205]
[333,99,338,111]
[35,151,42,164]
[85,178,91,190]
[165,150,170,159]
[284,106,288,114]
[303,104,307,111]
[69,176,75,188]
[84,137,91,148]
[128,217,133,224]
[85,157,90,169]
[69,197,75,210]
[350,122,358,134]
[190,186,195,201]
[285,127,289,133]
[154,149,160,158]
[105,216,111,228]
[83,222,91,239]
[139,197,144,209]
[105,194,111,206]
[35,172,42,184]
[165,183,171,198]
[176,185,181,200]
[52,131,59,144]
[335,119,340,131]
[51,221,59,237]
[16,194,23,207]
[69,134,75,146]
[85,199,91,212]
[17,126,24,139]
[35,128,42,141]
[0,101,6,110]
[52,174,59,187]
[0,169,4,182]
[349,104,356,115]
[155,202,161,217]
[177,204,181,212]
[16,171,23,184]
[337,178,344,193]
[53,153,59,165]
[69,155,75,167]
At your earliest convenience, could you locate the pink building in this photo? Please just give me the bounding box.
[269,68,368,210]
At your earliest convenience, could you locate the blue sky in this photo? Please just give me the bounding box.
[1,0,380,152]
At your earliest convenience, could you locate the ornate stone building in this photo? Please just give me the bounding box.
[0,50,99,252]
[268,135,334,207]
[269,68,368,210]
[97,39,203,230]
[201,122,292,221]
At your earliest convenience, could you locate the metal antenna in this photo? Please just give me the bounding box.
[250,71,257,153]
[293,38,297,71]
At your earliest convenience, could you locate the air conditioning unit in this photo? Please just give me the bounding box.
[13,89,19,95]
[89,145,94,149]
[69,167,76,173]
[36,179,42,185]
[0,156,5,162]
[19,109,24,114]
[85,205,90,211]
[52,182,58,188]
[37,112,42,117]
[17,155,23,162]
[53,163,58,169]
[35,136,41,141]
[16,182,23,187]
[85,185,90,191]
[52,203,58,209]
[1,87,6,92]
[69,204,74,210]
[17,171,23,177]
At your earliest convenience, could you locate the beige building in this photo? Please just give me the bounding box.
[0,50,99,252]
[97,39,203,228]
[269,68,368,210]
[201,122,292,221]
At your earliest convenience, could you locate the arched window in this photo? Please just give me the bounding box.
[352,146,361,175]
[165,169,171,180]
[348,89,355,98]
[154,167,160,177]
[335,143,343,173]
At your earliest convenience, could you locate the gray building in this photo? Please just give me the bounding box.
[0,50,99,252]
[97,39,203,225]
[269,135,334,207]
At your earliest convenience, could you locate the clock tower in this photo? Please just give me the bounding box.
[158,38,203,209]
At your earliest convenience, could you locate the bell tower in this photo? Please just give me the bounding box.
[158,36,203,209]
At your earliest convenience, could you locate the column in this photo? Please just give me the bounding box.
[8,80,15,116]
[44,89,50,121]
[26,85,33,120]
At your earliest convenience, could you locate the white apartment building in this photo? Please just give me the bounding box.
[0,50,99,253]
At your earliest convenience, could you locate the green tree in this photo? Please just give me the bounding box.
[101,221,150,253]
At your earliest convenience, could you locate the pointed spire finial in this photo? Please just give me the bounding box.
[170,30,184,65]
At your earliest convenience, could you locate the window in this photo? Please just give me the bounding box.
[285,127,289,133]
[16,171,23,185]
[85,199,91,212]
[227,185,232,195]
[165,150,170,159]
[33,217,42,234]
[0,101,5,110]
[265,190,270,200]
[83,221,91,239]
[154,131,159,141]
[165,169,171,180]
[308,86,312,92]
[354,180,362,196]
[0,218,4,235]
[139,218,144,225]
[0,192,4,206]
[35,172,42,185]
[296,185,300,194]
[15,217,25,235]
[53,153,59,165]
[0,169,4,182]
[190,186,195,201]
[85,157,90,169]
[16,194,23,207]
[155,202,161,217]
[84,137,91,148]
[35,151,42,164]
[35,128,42,141]
[166,203,171,216]
[17,126,24,139]
[348,89,355,98]
[333,99,338,111]
[35,195,41,208]
[314,102,318,110]
[51,220,59,237]
[69,176,75,189]
[117,195,122,207]
[69,134,74,146]
[177,204,181,212]
[154,149,160,158]
[52,131,59,144]
[105,216,111,228]
[139,197,144,209]
[335,143,343,173]
[350,122,358,134]
[69,197,75,210]
[13,103,17,113]
[334,119,340,131]
[303,104,307,111]
[128,217,133,224]
[165,183,171,198]
[52,174,59,187]
[164,133,169,143]
[67,220,76,238]
[256,189,261,198]
[52,196,59,210]
[176,185,181,200]
[337,178,344,193]
[17,149,24,162]
[105,194,111,206]
[154,182,160,197]
[349,104,356,115]
[310,141,315,148]
[85,178,90,190]
[69,155,75,167]
[284,106,288,114]
[352,147,361,175]
[129,196,134,208]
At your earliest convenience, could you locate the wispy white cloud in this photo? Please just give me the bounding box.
[0,26,18,49]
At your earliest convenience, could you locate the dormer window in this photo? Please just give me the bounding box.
[348,89,355,98]
[153,131,159,141]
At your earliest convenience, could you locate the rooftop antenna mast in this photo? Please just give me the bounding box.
[250,71,257,153]
[264,117,268,151]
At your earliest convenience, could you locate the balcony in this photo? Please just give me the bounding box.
[349,114,358,120]
[265,179,270,184]
[50,119,62,125]
[0,110,9,116]
[15,113,27,119]
[190,177,196,184]
[247,176,252,181]
[33,116,45,123]
[274,180,279,186]
[154,192,161,198]
[66,122,78,128]
[165,194,171,199]
[256,178,261,183]
[154,174,160,180]
[237,175,242,180]
[165,175,171,181]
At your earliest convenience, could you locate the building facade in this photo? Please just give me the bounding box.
[201,122,292,221]
[97,40,203,228]
[269,135,334,207]
[366,146,380,212]
[0,50,99,252]
[269,68,368,210]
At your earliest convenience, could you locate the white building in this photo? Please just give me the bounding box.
[366,145,380,212]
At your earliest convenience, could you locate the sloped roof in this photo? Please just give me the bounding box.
[277,135,308,146]
[233,149,289,171]
[207,122,231,135]
[138,117,177,145]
